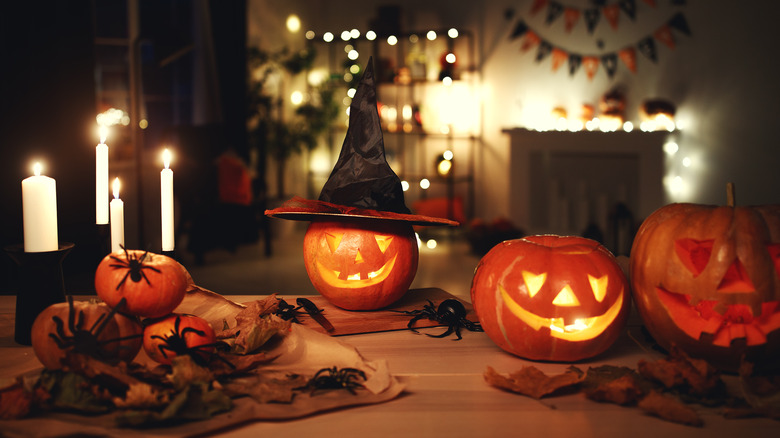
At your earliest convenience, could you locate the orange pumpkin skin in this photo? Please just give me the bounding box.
[303,220,419,310]
[31,301,142,369]
[471,235,630,362]
[630,203,780,372]
[143,314,216,365]
[95,250,187,318]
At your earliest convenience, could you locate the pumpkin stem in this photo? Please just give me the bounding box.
[726,182,735,207]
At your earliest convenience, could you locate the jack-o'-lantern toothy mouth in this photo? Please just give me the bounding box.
[316,255,398,288]
[655,287,780,347]
[499,285,624,342]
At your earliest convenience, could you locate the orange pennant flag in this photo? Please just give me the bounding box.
[602,5,620,30]
[521,31,541,52]
[551,48,568,72]
[531,0,548,15]
[654,25,676,49]
[583,56,599,80]
[564,8,581,33]
[618,47,637,72]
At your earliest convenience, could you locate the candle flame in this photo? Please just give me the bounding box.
[33,162,42,177]
[163,148,172,170]
[113,177,121,199]
[99,125,108,144]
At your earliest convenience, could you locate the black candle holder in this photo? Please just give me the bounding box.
[4,243,74,345]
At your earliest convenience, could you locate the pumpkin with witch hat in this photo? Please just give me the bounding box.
[266,58,457,310]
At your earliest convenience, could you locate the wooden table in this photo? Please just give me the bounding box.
[0,295,776,437]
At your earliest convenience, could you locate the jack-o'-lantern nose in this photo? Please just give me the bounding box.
[717,259,755,293]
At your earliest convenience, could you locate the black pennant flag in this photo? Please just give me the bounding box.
[536,41,553,62]
[619,0,637,20]
[546,2,564,24]
[510,19,529,40]
[637,37,657,62]
[584,8,600,33]
[568,54,582,76]
[668,13,691,36]
[601,53,618,78]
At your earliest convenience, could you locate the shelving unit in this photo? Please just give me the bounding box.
[306,27,481,224]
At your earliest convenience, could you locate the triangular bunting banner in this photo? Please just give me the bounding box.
[668,13,691,36]
[546,2,565,24]
[568,54,582,76]
[584,8,601,33]
[602,53,618,78]
[564,8,581,32]
[653,25,675,49]
[618,47,637,72]
[531,0,548,15]
[551,48,568,72]
[536,40,553,62]
[583,56,599,80]
[637,37,657,62]
[521,30,541,52]
[603,4,621,29]
[619,0,637,20]
[510,19,529,40]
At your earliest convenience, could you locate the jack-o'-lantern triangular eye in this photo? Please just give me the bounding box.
[325,232,343,253]
[674,238,714,277]
[589,275,608,302]
[717,259,755,293]
[522,271,546,298]
[769,244,780,274]
[375,235,393,253]
[552,285,580,306]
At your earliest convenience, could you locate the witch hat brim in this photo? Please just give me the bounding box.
[265,57,458,227]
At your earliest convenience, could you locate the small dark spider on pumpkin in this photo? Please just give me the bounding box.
[295,366,367,395]
[108,246,161,290]
[393,299,483,340]
[147,315,234,369]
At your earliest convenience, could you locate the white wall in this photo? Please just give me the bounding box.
[249,0,780,223]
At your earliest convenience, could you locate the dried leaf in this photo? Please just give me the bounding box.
[216,298,291,355]
[484,365,584,399]
[638,390,703,427]
[37,369,113,414]
[737,361,780,419]
[637,348,722,397]
[222,372,307,404]
[582,365,656,405]
[0,380,34,419]
[113,382,169,410]
[115,382,232,428]
[169,355,215,391]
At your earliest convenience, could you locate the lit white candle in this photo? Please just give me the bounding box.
[96,126,109,224]
[161,149,174,251]
[110,177,125,253]
[22,162,58,252]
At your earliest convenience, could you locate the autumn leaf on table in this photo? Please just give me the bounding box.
[638,390,703,427]
[222,372,307,404]
[217,298,292,355]
[115,382,232,428]
[582,365,650,405]
[0,380,35,420]
[484,365,584,399]
[732,361,780,420]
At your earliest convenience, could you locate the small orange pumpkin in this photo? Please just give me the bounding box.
[303,219,418,310]
[95,249,187,318]
[31,299,142,369]
[471,235,630,362]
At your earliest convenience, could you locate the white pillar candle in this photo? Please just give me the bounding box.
[110,177,125,253]
[161,149,174,251]
[96,126,109,224]
[22,162,59,252]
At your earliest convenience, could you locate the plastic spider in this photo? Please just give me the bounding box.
[49,296,139,362]
[150,315,234,369]
[109,246,161,290]
[295,366,367,395]
[274,298,304,323]
[393,299,483,340]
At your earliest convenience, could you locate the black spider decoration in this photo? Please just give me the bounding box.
[274,298,304,323]
[393,299,483,340]
[108,246,161,290]
[295,366,367,395]
[149,315,234,369]
[49,296,141,362]
[274,297,334,332]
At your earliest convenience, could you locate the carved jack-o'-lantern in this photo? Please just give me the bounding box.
[471,235,630,362]
[630,198,780,372]
[303,220,419,310]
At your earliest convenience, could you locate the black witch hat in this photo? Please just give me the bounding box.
[265,58,458,226]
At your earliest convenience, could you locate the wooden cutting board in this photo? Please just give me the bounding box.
[284,288,476,336]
